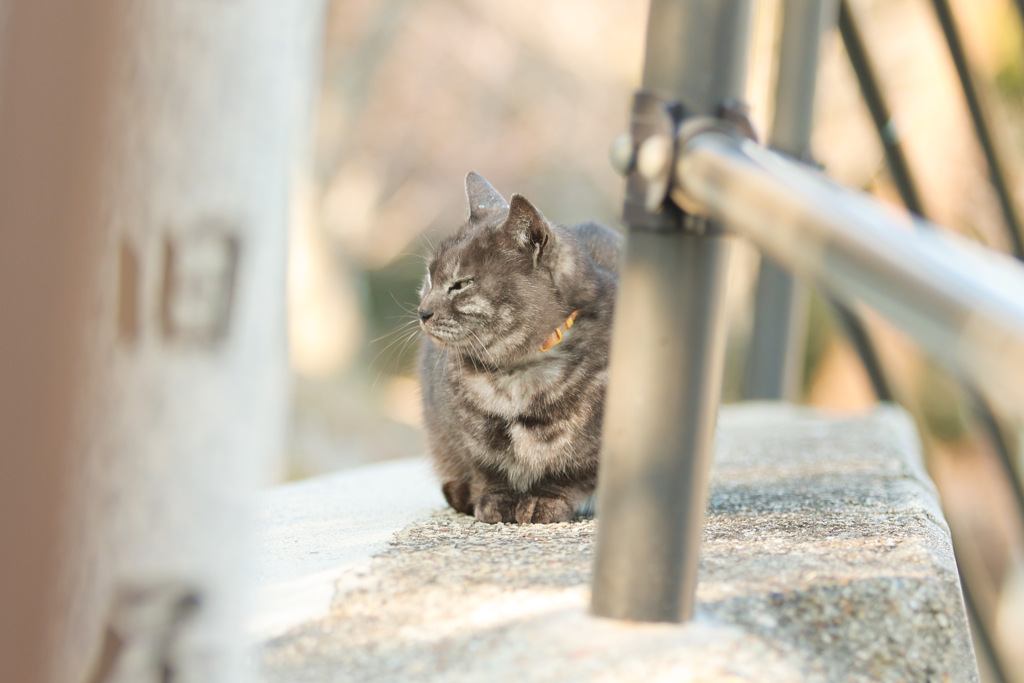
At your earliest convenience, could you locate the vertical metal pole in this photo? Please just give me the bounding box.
[744,0,837,400]
[745,259,807,400]
[592,0,754,622]
[968,390,1024,544]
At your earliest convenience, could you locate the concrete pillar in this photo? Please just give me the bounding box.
[0,2,123,682]
[44,3,327,682]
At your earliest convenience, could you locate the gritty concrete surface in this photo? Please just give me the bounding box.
[257,403,978,682]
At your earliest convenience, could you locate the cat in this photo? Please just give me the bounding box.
[418,172,621,523]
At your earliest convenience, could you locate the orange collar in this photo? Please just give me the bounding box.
[539,311,579,352]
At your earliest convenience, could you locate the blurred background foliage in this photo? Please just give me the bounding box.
[286,1,1024,676]
[286,0,1020,471]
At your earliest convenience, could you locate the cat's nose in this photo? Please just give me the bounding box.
[418,308,434,323]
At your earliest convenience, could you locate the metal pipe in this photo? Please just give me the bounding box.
[674,130,1024,422]
[744,0,836,400]
[929,0,1024,259]
[951,518,1012,683]
[769,0,837,160]
[593,233,732,622]
[1015,0,1024,51]
[841,0,1023,523]
[968,390,1024,533]
[745,258,808,400]
[838,0,926,217]
[960,566,1010,683]
[591,0,754,623]
[834,0,919,403]
[840,9,1023,670]
[830,302,895,402]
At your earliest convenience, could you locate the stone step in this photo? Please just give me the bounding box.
[255,403,979,682]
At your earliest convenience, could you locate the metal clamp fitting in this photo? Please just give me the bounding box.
[611,93,757,232]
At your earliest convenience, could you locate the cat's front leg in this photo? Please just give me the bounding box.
[513,495,577,524]
[471,469,594,524]
[437,463,519,522]
[442,479,518,522]
[514,477,594,523]
[475,488,580,523]
[474,489,577,523]
[475,487,519,523]
[441,480,474,516]
[468,465,524,523]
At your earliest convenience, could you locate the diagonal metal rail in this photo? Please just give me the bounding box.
[839,0,1024,540]
[929,0,1024,259]
[838,0,925,217]
[674,128,1024,424]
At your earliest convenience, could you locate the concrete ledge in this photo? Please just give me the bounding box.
[251,457,443,637]
[256,403,978,682]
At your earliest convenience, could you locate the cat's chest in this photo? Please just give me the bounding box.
[460,359,566,419]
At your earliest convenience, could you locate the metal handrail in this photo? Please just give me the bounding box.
[829,13,1022,675]
[593,6,1024,660]
[839,0,1024,546]
[674,128,1024,423]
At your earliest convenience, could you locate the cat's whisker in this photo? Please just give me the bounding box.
[369,322,420,366]
[370,327,422,389]
[368,314,420,376]
[456,349,466,387]
[383,309,419,325]
[391,249,429,263]
[418,232,436,257]
[369,317,419,346]
[431,340,447,381]
[388,291,419,317]
[395,328,422,362]
[462,345,483,374]
[468,331,498,369]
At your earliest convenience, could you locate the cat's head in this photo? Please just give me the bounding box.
[417,173,576,367]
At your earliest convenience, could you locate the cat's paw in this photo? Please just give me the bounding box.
[475,491,517,523]
[441,480,474,516]
[514,495,576,524]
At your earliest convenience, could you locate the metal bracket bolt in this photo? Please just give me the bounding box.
[611,94,758,222]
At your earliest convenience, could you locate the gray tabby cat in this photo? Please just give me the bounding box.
[418,172,621,524]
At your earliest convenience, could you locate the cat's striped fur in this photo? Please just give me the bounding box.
[418,173,621,523]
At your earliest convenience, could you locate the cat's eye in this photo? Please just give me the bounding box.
[448,278,474,292]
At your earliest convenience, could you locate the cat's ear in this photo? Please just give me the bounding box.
[465,172,509,221]
[502,194,554,267]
